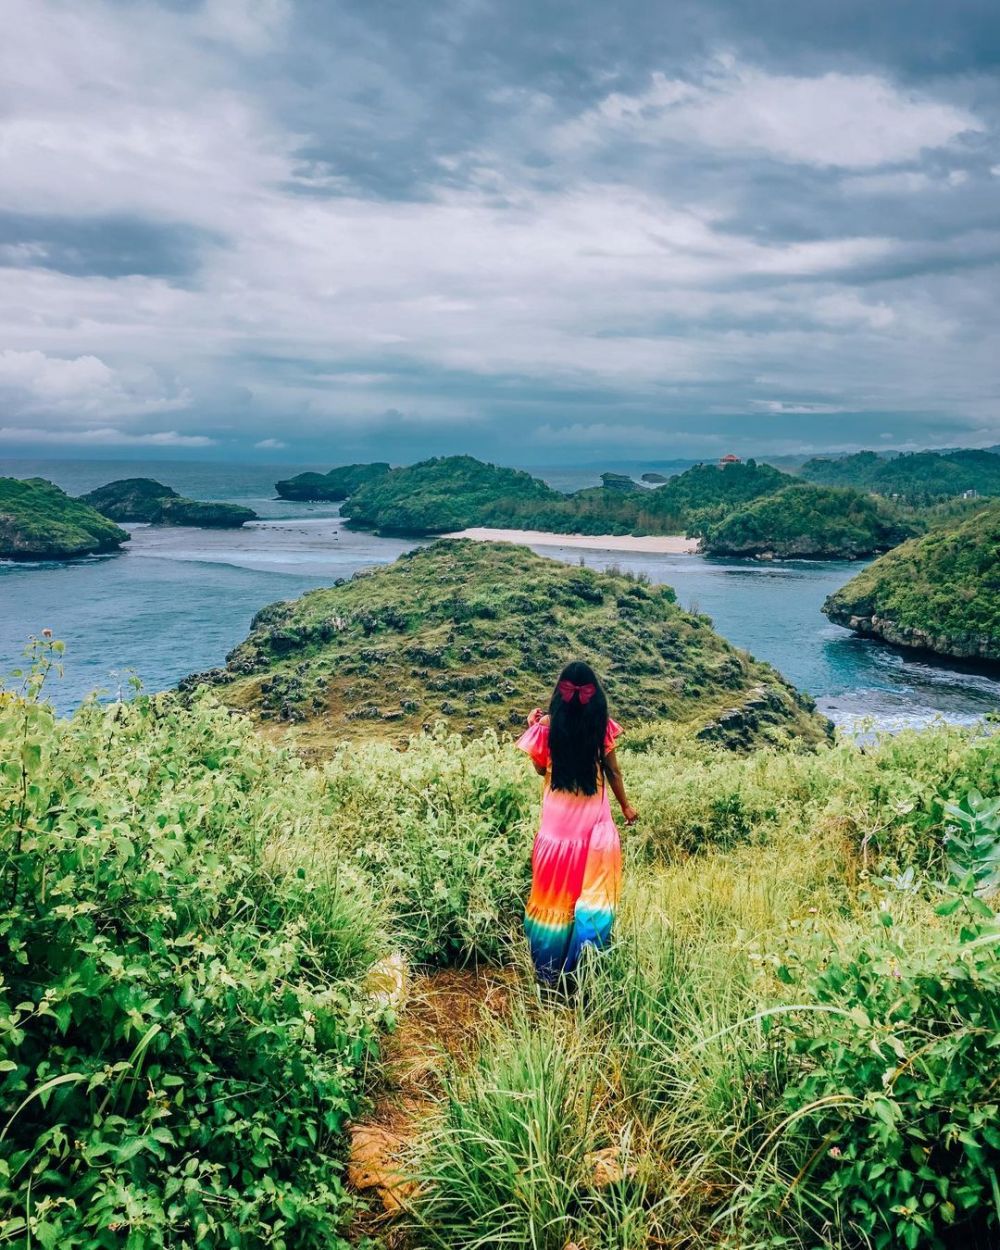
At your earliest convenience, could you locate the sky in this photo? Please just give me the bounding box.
[1,0,998,465]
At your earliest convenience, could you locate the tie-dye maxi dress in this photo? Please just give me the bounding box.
[515,718,623,983]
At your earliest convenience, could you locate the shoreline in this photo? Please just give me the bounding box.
[446,526,701,554]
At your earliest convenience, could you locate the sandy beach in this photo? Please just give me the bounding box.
[447,527,701,554]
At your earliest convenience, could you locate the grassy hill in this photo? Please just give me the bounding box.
[801,448,1000,501]
[704,484,917,558]
[183,539,829,750]
[823,502,1000,661]
[0,476,129,559]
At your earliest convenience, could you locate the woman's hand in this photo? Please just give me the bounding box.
[528,707,544,727]
[621,803,639,826]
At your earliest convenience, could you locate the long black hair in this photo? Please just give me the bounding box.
[548,660,609,796]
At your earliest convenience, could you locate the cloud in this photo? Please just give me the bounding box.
[254,437,287,449]
[0,350,189,420]
[0,2,997,459]
[751,401,866,415]
[555,60,984,169]
[0,426,216,447]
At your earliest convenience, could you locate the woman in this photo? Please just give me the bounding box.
[516,660,638,985]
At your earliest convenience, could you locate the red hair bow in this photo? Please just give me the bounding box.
[558,679,596,704]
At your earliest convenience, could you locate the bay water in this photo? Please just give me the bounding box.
[1,457,997,730]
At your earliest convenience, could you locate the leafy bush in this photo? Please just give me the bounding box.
[0,647,387,1248]
[764,899,1000,1250]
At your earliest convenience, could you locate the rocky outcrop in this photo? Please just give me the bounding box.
[600,472,641,493]
[157,498,257,527]
[0,477,129,560]
[79,478,180,521]
[80,478,257,527]
[823,605,1000,663]
[696,683,833,750]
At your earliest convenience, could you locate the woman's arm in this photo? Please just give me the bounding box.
[604,749,638,824]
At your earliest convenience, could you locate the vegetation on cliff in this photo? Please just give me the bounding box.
[80,477,257,527]
[275,462,391,501]
[823,502,1000,661]
[704,483,917,558]
[183,539,828,749]
[4,635,999,1249]
[801,447,1000,501]
[0,476,128,560]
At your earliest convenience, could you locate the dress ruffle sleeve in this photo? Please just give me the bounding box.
[516,722,550,769]
[604,717,623,753]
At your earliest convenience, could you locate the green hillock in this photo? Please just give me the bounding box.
[704,484,917,559]
[275,462,392,502]
[823,502,1000,660]
[182,538,829,750]
[0,477,129,560]
[341,456,560,534]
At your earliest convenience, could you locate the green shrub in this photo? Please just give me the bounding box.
[0,648,387,1249]
[761,905,1000,1250]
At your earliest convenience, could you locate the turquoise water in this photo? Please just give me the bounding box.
[2,458,998,729]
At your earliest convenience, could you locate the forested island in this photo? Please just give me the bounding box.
[184,539,829,750]
[306,453,913,559]
[800,447,1000,501]
[275,462,391,501]
[79,478,258,527]
[0,476,129,559]
[823,502,1000,661]
[702,484,914,558]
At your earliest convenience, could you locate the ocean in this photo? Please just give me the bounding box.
[2,457,998,731]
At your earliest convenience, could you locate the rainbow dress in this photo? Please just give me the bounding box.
[516,719,623,982]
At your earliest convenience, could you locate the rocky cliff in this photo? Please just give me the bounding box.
[822,504,1000,662]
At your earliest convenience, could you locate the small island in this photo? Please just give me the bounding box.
[181,538,831,751]
[0,477,129,560]
[702,484,916,559]
[79,478,257,528]
[274,462,391,501]
[822,503,1000,661]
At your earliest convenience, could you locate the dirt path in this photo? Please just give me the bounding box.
[347,965,519,1244]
